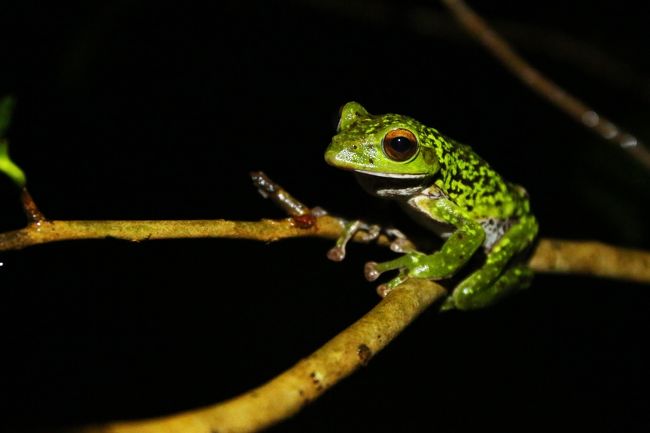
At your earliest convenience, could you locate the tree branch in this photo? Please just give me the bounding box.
[2,183,647,433]
[2,217,649,283]
[529,238,650,283]
[0,216,385,251]
[4,218,647,433]
[440,0,650,170]
[80,278,447,433]
[42,217,642,433]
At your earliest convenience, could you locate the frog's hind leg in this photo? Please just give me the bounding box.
[442,264,533,311]
[444,214,538,311]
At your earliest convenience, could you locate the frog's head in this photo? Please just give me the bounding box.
[325,102,440,184]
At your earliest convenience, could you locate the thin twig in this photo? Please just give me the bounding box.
[303,0,650,103]
[80,278,447,433]
[20,187,45,223]
[440,0,650,170]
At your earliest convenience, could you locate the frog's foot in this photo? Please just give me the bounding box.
[363,261,381,281]
[384,228,416,253]
[327,220,381,262]
[327,220,416,262]
[442,264,533,311]
[310,206,328,217]
[363,251,425,281]
[364,251,438,297]
[373,269,411,298]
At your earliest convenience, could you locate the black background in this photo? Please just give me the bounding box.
[1,1,649,432]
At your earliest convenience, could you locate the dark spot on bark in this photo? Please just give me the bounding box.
[457,233,464,240]
[357,344,372,366]
[352,145,357,149]
[368,158,374,164]
[309,372,323,391]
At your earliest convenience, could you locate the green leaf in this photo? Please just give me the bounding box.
[0,140,26,187]
[0,97,26,187]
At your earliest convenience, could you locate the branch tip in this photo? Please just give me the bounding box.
[20,187,46,224]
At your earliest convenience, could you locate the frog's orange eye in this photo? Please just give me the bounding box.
[383,129,418,162]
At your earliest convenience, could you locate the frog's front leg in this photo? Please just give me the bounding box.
[365,196,485,296]
[328,220,416,262]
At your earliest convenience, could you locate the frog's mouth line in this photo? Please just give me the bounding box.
[353,171,433,199]
[354,170,429,179]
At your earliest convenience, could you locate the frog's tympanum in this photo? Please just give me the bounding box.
[325,102,538,310]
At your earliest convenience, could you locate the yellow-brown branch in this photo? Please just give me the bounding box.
[529,238,650,283]
[2,217,649,283]
[2,217,648,433]
[81,279,447,433]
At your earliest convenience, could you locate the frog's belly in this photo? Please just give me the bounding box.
[478,217,514,251]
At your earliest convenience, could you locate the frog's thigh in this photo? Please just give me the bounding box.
[451,215,537,310]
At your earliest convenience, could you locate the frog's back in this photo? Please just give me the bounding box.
[428,131,530,220]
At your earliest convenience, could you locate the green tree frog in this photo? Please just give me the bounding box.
[325,102,538,310]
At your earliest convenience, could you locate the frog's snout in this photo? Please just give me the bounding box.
[324,135,343,165]
[324,148,334,166]
[324,144,341,167]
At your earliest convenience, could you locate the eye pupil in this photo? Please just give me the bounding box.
[383,129,418,161]
[390,136,412,153]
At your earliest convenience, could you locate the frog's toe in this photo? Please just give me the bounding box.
[364,261,380,281]
[376,283,391,298]
[327,246,346,262]
[310,206,328,217]
[439,295,457,312]
[389,237,414,253]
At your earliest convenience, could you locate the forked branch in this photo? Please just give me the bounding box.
[1,183,648,433]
